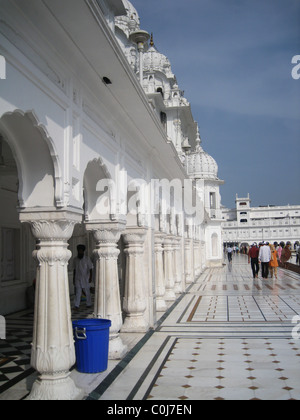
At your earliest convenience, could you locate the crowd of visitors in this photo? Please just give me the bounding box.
[224,241,300,280]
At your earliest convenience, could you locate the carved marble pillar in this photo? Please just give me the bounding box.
[19,211,83,400]
[163,235,176,301]
[154,232,167,312]
[174,237,183,293]
[85,221,127,360]
[185,238,193,285]
[194,241,201,277]
[121,228,148,332]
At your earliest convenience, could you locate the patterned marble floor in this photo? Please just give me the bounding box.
[1,255,300,400]
[94,255,300,401]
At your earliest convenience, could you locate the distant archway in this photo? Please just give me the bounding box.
[83,157,113,222]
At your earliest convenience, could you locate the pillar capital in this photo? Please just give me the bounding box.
[123,227,147,244]
[85,219,126,240]
[19,210,82,241]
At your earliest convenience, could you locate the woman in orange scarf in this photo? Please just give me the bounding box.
[269,244,278,279]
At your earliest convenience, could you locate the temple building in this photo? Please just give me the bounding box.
[222,194,300,246]
[0,0,223,399]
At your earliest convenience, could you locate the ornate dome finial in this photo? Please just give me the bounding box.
[195,126,202,152]
[150,33,154,47]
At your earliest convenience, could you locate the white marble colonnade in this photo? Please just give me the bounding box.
[19,209,203,400]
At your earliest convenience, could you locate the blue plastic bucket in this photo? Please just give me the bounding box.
[73,319,111,374]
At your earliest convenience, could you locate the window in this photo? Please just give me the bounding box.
[157,88,164,97]
[210,192,216,209]
[1,228,20,283]
[160,112,167,129]
[240,219,248,223]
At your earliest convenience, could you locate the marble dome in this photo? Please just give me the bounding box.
[143,43,174,79]
[187,130,219,180]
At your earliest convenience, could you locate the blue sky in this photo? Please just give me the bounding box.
[132,0,300,208]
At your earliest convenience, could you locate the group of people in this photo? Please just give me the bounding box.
[248,241,292,280]
[73,240,297,310]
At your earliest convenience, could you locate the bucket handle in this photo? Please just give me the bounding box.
[75,327,87,340]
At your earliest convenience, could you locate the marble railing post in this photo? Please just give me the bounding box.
[121,228,148,333]
[19,211,83,400]
[154,232,167,312]
[85,221,127,360]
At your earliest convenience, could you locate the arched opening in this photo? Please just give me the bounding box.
[0,136,36,314]
[67,158,114,311]
[83,158,113,222]
[0,108,62,314]
[0,110,62,208]
[157,87,164,97]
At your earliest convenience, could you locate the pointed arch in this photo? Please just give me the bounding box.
[0,109,63,209]
[83,157,114,222]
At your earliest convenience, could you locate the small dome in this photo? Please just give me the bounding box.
[143,36,174,79]
[115,0,140,37]
[188,149,219,180]
[187,130,219,180]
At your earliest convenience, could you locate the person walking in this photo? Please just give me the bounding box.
[296,243,299,265]
[73,244,93,310]
[269,244,279,279]
[259,242,271,279]
[248,243,259,279]
[277,242,285,263]
[227,245,233,263]
[281,243,292,269]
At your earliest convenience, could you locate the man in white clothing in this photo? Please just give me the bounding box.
[73,244,93,309]
[259,242,271,279]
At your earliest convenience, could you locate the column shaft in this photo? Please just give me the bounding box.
[86,222,127,360]
[20,212,82,400]
[121,228,148,332]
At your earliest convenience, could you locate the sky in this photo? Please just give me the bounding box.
[132,0,300,209]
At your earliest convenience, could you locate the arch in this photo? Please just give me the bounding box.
[0,109,63,209]
[83,157,114,222]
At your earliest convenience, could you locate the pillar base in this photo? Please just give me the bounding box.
[109,335,128,360]
[156,297,167,312]
[26,374,84,401]
[121,315,148,333]
[164,290,176,301]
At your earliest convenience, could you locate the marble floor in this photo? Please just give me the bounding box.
[1,254,300,400]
